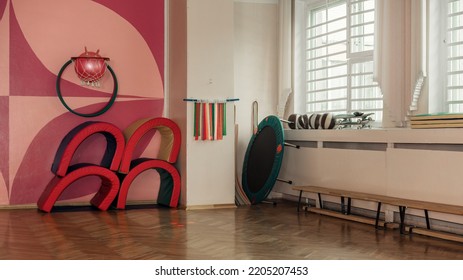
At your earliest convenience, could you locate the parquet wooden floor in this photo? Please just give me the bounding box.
[1,200,463,260]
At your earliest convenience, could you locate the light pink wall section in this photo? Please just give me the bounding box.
[12,0,163,98]
[0,1,9,204]
[2,0,167,207]
[0,1,8,97]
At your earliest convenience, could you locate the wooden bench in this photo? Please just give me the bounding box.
[293,185,463,243]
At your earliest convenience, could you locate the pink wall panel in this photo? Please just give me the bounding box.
[2,0,165,206]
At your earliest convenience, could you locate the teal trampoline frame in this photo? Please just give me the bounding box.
[241,115,285,204]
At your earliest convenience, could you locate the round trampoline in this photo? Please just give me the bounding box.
[241,115,284,204]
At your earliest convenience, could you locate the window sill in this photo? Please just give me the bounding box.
[284,127,463,145]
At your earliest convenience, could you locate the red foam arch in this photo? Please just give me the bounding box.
[119,117,181,174]
[51,121,126,177]
[37,164,120,213]
[116,159,180,209]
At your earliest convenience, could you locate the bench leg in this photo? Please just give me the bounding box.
[424,209,431,230]
[375,202,382,229]
[297,190,303,212]
[341,196,345,214]
[347,197,351,215]
[399,206,406,234]
[318,193,323,209]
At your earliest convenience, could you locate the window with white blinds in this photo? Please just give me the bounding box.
[305,0,382,120]
[447,0,463,112]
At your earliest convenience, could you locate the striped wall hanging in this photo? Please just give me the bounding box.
[184,98,239,141]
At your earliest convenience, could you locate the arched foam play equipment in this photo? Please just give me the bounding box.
[51,121,125,177]
[117,117,181,208]
[38,118,181,212]
[119,117,181,174]
[241,115,284,204]
[116,158,181,209]
[37,164,120,212]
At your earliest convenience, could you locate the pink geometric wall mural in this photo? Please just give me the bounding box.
[1,0,165,206]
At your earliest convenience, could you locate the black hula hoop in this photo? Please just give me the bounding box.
[56,59,118,118]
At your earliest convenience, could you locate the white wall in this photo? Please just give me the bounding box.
[168,0,236,208]
[234,1,279,187]
[167,0,279,208]
[185,0,236,207]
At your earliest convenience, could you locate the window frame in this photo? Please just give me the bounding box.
[446,0,463,112]
[302,0,382,121]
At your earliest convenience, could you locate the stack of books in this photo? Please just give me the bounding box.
[410,113,463,129]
